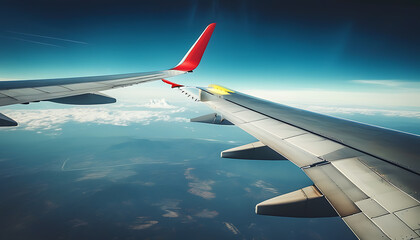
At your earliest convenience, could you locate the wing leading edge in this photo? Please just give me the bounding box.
[172,84,420,240]
[0,23,216,126]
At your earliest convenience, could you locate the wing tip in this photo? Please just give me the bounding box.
[171,23,216,72]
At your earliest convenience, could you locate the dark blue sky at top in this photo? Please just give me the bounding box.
[0,0,419,90]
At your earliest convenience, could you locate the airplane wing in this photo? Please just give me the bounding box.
[169,82,420,240]
[0,23,216,126]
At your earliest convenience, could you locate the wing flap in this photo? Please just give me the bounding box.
[394,206,420,231]
[332,157,419,213]
[372,213,419,239]
[343,213,390,240]
[304,163,367,217]
[355,198,388,218]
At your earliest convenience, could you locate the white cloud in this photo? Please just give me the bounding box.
[184,168,215,200]
[195,209,219,218]
[223,222,240,235]
[184,168,195,180]
[140,99,177,109]
[74,169,137,182]
[215,170,238,178]
[253,180,279,194]
[162,211,179,218]
[2,106,187,131]
[76,171,110,181]
[154,199,181,218]
[129,218,158,230]
[188,181,216,199]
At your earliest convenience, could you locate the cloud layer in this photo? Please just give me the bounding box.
[300,105,420,119]
[246,89,420,109]
[351,80,420,88]
[2,99,187,131]
[140,99,177,109]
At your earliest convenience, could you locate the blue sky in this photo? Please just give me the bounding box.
[1,1,419,84]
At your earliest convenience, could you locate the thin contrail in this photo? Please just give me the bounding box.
[1,36,61,47]
[61,158,69,171]
[7,31,88,44]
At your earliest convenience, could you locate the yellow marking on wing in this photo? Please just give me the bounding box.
[207,84,235,95]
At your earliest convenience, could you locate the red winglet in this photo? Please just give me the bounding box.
[171,23,216,72]
[162,79,184,88]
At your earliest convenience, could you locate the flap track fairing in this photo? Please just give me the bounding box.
[256,186,337,218]
[190,113,233,125]
[0,113,18,127]
[221,141,287,160]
